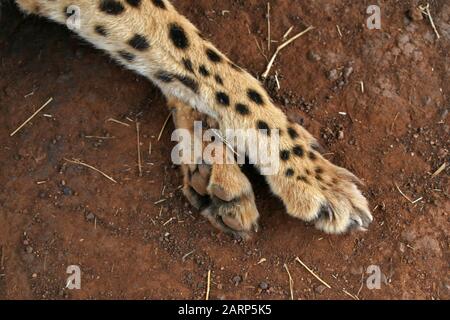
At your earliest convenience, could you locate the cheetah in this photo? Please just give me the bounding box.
[12,0,373,239]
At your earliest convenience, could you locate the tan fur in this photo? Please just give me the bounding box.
[169,98,259,238]
[15,0,373,235]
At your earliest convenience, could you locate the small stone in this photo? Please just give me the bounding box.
[197,282,205,289]
[437,148,447,158]
[422,96,432,106]
[344,66,353,79]
[259,281,269,290]
[327,69,339,81]
[32,273,38,278]
[232,275,242,286]
[25,246,33,254]
[338,131,345,140]
[315,284,327,294]
[86,212,95,221]
[61,186,73,196]
[307,50,321,62]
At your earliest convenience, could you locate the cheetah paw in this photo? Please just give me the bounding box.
[267,124,373,234]
[182,163,259,240]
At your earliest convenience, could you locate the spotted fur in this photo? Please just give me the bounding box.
[15,0,373,235]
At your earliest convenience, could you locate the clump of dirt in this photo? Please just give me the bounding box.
[0,0,448,299]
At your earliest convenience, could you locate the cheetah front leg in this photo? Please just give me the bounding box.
[14,0,373,234]
[169,98,259,239]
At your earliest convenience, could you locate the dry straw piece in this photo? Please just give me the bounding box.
[136,122,143,177]
[10,97,53,136]
[205,270,212,300]
[295,257,331,289]
[64,158,117,183]
[158,113,172,141]
[284,263,295,300]
[262,26,314,78]
[419,3,440,39]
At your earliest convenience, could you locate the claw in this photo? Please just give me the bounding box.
[201,207,251,241]
[318,204,334,222]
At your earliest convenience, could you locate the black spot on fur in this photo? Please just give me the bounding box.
[128,34,150,51]
[216,92,230,106]
[315,167,324,174]
[155,71,174,83]
[235,103,250,116]
[297,175,309,184]
[247,89,264,105]
[152,0,167,9]
[257,121,270,135]
[118,50,135,62]
[280,150,290,161]
[214,75,224,85]
[126,0,141,7]
[206,48,222,63]
[293,145,304,157]
[94,25,108,37]
[182,58,194,74]
[199,65,210,77]
[99,0,125,15]
[308,151,317,161]
[315,174,323,181]
[288,127,299,140]
[169,23,189,49]
[175,75,199,93]
[285,168,295,177]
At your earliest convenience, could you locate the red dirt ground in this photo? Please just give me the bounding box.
[0,0,448,300]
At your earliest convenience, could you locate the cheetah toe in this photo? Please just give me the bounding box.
[182,163,259,239]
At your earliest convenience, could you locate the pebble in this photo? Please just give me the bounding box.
[315,284,327,294]
[62,186,73,196]
[86,212,95,221]
[307,50,321,62]
[232,275,242,286]
[344,66,353,79]
[327,69,339,81]
[25,246,33,254]
[259,281,269,290]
